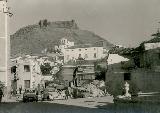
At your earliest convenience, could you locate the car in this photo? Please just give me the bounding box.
[23,88,38,102]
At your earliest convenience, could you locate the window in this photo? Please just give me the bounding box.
[79,49,81,51]
[94,48,96,50]
[24,80,30,88]
[72,49,74,51]
[85,49,87,50]
[11,66,16,73]
[24,65,30,72]
[124,73,131,81]
[94,53,97,58]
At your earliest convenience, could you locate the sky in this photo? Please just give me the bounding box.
[8,0,160,47]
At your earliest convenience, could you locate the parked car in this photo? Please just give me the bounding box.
[23,88,38,102]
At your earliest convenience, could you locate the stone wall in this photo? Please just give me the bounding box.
[131,69,160,92]
[106,66,160,95]
[51,20,78,29]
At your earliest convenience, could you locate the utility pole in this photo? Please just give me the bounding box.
[0,0,12,100]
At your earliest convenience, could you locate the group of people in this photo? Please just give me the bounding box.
[11,86,22,96]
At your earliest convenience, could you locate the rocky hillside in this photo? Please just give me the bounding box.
[10,20,113,57]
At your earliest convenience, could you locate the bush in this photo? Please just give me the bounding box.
[40,63,53,75]
[95,65,106,81]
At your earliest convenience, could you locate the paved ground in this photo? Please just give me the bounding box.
[48,96,114,108]
[0,96,160,113]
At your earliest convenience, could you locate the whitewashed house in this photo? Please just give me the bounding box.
[10,55,62,92]
[10,56,42,90]
[55,37,74,53]
[63,45,105,63]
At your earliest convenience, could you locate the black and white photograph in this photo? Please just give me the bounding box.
[0,0,160,113]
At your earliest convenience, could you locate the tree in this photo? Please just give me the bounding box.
[40,63,53,75]
[95,64,107,81]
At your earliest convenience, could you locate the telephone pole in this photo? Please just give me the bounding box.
[0,0,12,100]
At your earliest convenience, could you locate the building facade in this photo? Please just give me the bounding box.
[11,56,42,91]
[56,62,95,87]
[10,55,62,92]
[64,45,105,63]
[139,42,160,71]
[55,38,74,54]
[105,45,160,96]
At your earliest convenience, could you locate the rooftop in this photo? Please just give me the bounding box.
[144,37,160,44]
[67,44,103,49]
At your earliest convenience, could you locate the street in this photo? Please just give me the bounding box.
[0,96,160,113]
[0,102,109,113]
[0,101,160,113]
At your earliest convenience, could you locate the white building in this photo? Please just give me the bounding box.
[144,42,160,50]
[55,37,74,53]
[10,55,62,91]
[107,54,129,65]
[63,45,105,63]
[10,56,42,90]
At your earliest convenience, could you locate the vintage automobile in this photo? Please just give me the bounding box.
[23,88,38,102]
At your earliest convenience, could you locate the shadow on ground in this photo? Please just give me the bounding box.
[0,102,107,113]
[95,102,160,113]
[0,102,160,113]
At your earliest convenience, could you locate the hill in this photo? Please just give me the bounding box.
[10,20,113,57]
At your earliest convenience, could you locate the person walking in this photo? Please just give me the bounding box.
[0,88,4,103]
[65,89,70,100]
[19,86,22,94]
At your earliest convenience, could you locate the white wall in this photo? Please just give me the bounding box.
[64,47,104,63]
[107,54,129,65]
[11,57,43,89]
[56,38,75,53]
[144,42,160,50]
